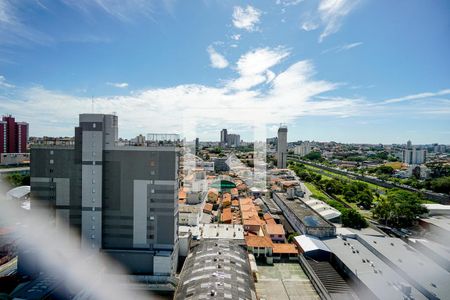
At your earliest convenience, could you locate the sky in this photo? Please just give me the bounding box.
[0,0,449,144]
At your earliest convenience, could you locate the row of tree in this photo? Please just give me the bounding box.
[290,162,428,228]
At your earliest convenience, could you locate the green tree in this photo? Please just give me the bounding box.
[304,151,322,161]
[372,189,428,227]
[430,176,450,194]
[341,209,368,229]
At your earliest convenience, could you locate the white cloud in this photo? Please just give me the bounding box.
[276,0,303,6]
[0,0,53,46]
[107,82,129,88]
[0,75,15,88]
[318,0,359,42]
[227,47,289,90]
[231,34,241,41]
[206,46,229,69]
[61,0,155,23]
[232,5,261,32]
[0,59,360,139]
[383,89,450,104]
[322,41,363,53]
[301,21,319,31]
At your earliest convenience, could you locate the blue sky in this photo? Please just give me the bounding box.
[0,0,449,143]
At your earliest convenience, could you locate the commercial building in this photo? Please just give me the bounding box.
[0,115,29,154]
[272,192,336,238]
[29,114,179,277]
[277,125,287,169]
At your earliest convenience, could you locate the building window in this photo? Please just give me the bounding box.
[150,216,155,221]
[49,169,54,173]
[92,123,96,128]
[151,189,155,194]
[50,150,54,155]
[91,234,95,239]
[49,159,54,164]
[150,170,155,175]
[91,216,95,221]
[92,179,95,184]
[92,198,95,203]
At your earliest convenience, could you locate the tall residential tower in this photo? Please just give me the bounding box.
[277,125,288,169]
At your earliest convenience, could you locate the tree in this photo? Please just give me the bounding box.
[376,165,394,175]
[430,176,450,194]
[372,189,428,228]
[304,151,322,161]
[341,209,368,229]
[355,190,373,209]
[287,232,300,242]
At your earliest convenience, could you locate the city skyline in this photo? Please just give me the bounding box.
[0,1,449,143]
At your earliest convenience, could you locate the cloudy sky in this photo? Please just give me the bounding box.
[0,0,449,143]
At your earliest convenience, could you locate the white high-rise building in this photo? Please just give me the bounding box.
[403,147,427,165]
[277,125,287,169]
[294,142,312,157]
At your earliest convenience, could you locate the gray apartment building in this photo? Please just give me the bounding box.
[29,114,179,277]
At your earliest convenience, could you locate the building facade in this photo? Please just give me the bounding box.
[0,115,29,154]
[277,125,288,169]
[227,133,240,147]
[220,128,228,146]
[29,114,179,276]
[403,147,427,165]
[294,142,312,157]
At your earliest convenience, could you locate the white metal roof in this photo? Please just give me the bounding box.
[294,235,330,253]
[6,185,30,199]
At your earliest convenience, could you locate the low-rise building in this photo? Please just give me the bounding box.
[264,223,285,243]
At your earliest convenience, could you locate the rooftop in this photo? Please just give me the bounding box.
[273,192,335,229]
[174,239,255,300]
[272,243,298,254]
[323,236,427,300]
[357,234,450,300]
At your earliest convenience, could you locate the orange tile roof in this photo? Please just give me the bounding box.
[245,235,274,248]
[266,219,277,225]
[231,200,239,206]
[208,188,219,195]
[222,193,231,204]
[203,203,213,213]
[178,189,187,200]
[272,243,298,254]
[265,224,285,236]
[263,213,273,220]
[221,207,232,223]
[243,215,263,226]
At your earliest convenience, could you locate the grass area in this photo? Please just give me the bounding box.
[303,164,389,194]
[304,182,332,201]
[385,162,403,169]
